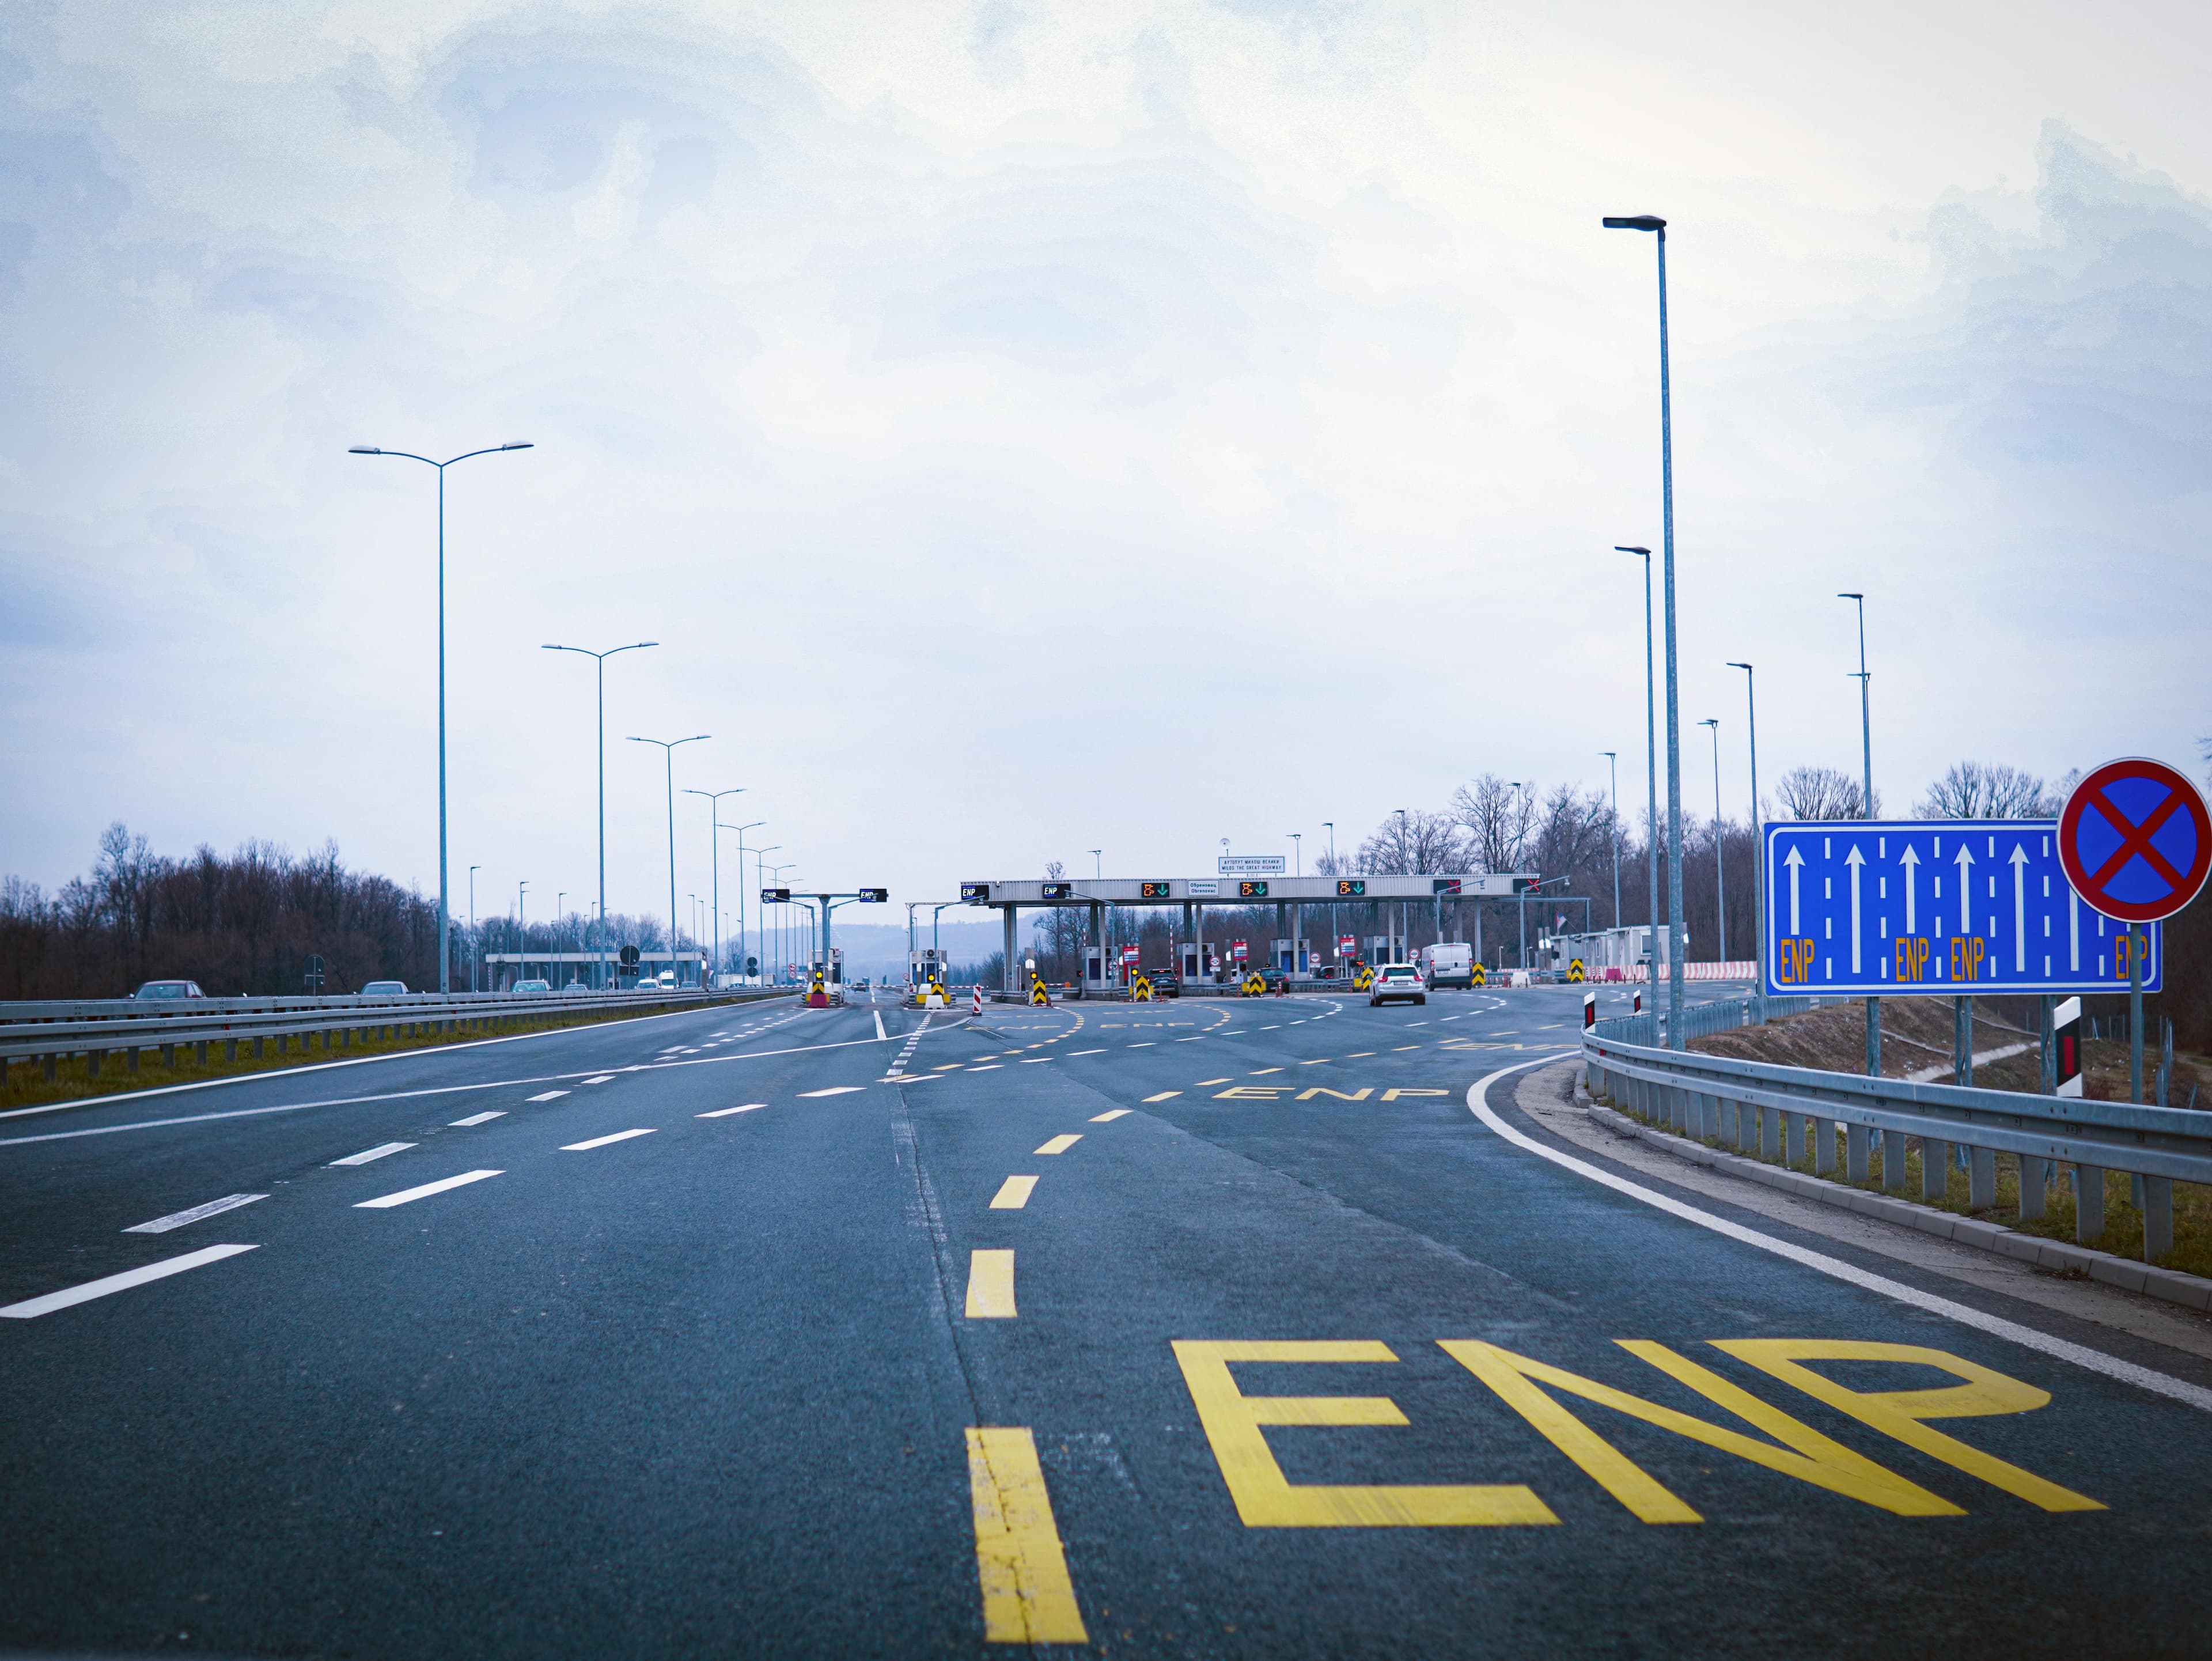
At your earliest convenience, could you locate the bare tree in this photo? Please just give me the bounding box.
[1772,765,1878,820]
[1449,774,1536,872]
[1529,784,1613,880]
[1355,809,1466,875]
[1914,761,2061,819]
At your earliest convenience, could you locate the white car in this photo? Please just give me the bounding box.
[1369,964,1426,1007]
[359,979,410,996]
[513,978,553,994]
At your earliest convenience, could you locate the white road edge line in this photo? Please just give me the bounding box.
[1,1244,260,1318]
[1464,1058,2212,1415]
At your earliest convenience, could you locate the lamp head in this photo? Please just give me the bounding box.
[501,441,533,451]
[347,445,381,455]
[1838,591,1863,601]
[1601,215,1666,233]
[1727,661,1752,672]
[1615,544,1650,557]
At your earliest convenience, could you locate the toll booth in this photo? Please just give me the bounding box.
[1271,939,1313,974]
[1084,947,1106,992]
[1179,941,1203,983]
[910,947,946,995]
[1365,934,1408,966]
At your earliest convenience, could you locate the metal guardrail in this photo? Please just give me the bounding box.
[1582,1024,2205,1265]
[0,986,789,1087]
[1590,994,1835,1049]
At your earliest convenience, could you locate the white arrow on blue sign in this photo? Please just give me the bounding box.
[1763,820,2160,997]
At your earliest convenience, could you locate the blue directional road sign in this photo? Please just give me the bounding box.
[1762,820,2160,998]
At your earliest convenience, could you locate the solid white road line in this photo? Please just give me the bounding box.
[527,1091,570,1102]
[1,1244,260,1318]
[874,1011,888,1040]
[123,1194,267,1234]
[355,1170,503,1208]
[329,1142,415,1167]
[562,1129,657,1151]
[449,1111,506,1127]
[1464,1059,2212,1414]
[698,1104,765,1118]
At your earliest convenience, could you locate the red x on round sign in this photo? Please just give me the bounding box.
[2058,757,2212,924]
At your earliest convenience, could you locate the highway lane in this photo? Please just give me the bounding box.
[6,982,2212,1658]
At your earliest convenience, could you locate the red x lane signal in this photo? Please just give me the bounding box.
[2057,757,2212,924]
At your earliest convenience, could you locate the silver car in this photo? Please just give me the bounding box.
[1368,964,1426,1007]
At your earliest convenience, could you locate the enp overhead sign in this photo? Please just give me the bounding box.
[1762,819,2160,998]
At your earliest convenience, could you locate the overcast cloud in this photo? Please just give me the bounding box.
[3,0,2207,924]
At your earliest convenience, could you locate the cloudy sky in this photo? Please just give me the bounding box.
[4,0,2208,930]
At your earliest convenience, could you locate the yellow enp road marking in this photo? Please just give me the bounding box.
[965,1427,1088,1644]
[990,1176,1039,1209]
[966,1250,1017,1317]
[1033,1134,1081,1155]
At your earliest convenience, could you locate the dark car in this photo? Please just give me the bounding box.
[1143,969,1181,998]
[1259,966,1292,992]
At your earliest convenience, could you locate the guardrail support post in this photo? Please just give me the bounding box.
[160,1042,175,1068]
[1882,1130,1908,1193]
[88,1048,103,1079]
[1786,1112,1806,1167]
[2075,1166,2105,1242]
[1812,1117,1835,1174]
[1757,1105,1778,1162]
[2018,1156,2048,1220]
[2143,1176,2173,1262]
[1846,1123,1869,1182]
[126,1045,139,1073]
[225,1039,238,1062]
[1921,1139,1950,1203]
[1967,1146,1995,1210]
[43,1053,57,1083]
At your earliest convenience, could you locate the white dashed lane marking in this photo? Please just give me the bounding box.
[355,1170,502,1209]
[0,1244,261,1319]
[329,1142,414,1167]
[698,1104,764,1118]
[122,1194,267,1235]
[562,1129,657,1151]
[449,1111,505,1127]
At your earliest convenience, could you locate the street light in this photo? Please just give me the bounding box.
[517,880,528,989]
[765,859,794,983]
[757,847,784,982]
[468,865,480,992]
[349,439,534,991]
[685,786,746,992]
[1727,663,1763,1021]
[1604,209,1685,1048]
[1617,546,1661,996]
[544,641,657,989]
[627,732,709,983]
[1601,754,1620,929]
[1508,784,1529,968]
[1699,718,1724,967]
[1839,592,1879,1077]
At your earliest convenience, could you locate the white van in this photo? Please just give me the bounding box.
[1419,941,1475,989]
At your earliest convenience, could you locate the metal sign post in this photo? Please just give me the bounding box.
[2057,758,2211,1103]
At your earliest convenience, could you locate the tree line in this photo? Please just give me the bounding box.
[0,824,707,998]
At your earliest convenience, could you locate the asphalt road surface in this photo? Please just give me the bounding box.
[7,982,2212,1659]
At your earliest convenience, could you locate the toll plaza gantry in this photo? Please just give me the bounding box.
[960,873,1536,994]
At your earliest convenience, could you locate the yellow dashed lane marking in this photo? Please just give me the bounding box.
[965,1250,1017,1318]
[990,1176,1038,1210]
[1196,1077,1232,1086]
[1094,1107,1135,1120]
[1035,1134,1082,1156]
[965,1427,1089,1643]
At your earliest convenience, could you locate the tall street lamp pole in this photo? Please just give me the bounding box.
[757,848,783,982]
[468,865,480,992]
[1601,754,1620,929]
[686,786,747,991]
[1728,663,1763,1021]
[1604,210,1685,1046]
[544,642,657,989]
[1699,719,1724,965]
[1508,784,1530,967]
[349,440,534,992]
[1617,546,1661,995]
[1840,593,1880,1076]
[517,880,528,989]
[627,733,709,982]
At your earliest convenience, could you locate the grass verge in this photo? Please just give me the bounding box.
[0,993,787,1114]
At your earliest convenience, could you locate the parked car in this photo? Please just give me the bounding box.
[359,979,410,996]
[1143,969,1181,998]
[1259,966,1292,993]
[513,978,553,994]
[133,979,206,1000]
[654,970,678,990]
[1368,963,1426,1007]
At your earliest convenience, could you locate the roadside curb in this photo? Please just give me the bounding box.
[1575,1081,2212,1315]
